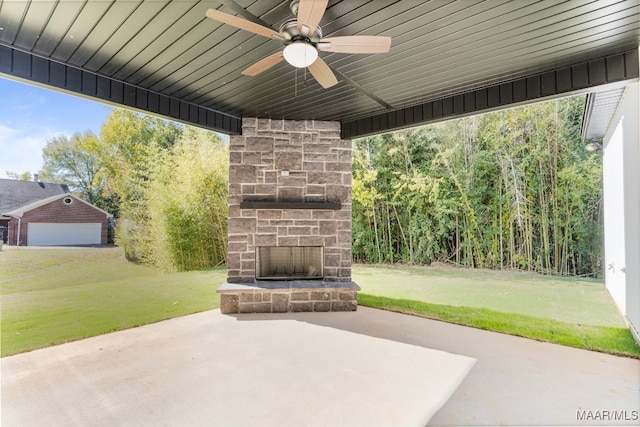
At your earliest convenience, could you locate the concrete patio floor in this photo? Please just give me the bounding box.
[2,307,639,426]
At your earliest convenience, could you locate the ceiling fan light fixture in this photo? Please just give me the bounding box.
[283,42,318,68]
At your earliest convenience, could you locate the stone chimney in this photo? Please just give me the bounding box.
[33,173,39,182]
[217,117,360,314]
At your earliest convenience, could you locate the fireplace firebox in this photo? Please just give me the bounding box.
[256,246,323,280]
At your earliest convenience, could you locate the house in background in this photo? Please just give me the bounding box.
[0,176,111,246]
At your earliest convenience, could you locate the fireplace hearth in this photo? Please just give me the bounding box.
[217,118,359,313]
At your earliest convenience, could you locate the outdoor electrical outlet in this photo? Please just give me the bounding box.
[281,171,289,176]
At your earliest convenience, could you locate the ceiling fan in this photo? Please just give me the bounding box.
[206,0,391,89]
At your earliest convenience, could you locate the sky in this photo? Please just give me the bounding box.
[0,77,113,179]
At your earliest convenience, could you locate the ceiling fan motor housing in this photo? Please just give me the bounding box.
[289,0,300,16]
[279,19,322,43]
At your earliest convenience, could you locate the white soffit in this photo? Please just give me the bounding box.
[583,87,626,141]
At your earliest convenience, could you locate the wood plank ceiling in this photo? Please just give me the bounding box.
[1,0,639,136]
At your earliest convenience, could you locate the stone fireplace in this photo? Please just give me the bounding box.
[217,118,360,313]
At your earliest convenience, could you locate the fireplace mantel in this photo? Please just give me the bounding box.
[240,201,341,210]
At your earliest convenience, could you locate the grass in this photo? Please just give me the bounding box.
[352,264,625,327]
[2,248,638,358]
[358,294,640,358]
[1,247,224,357]
[353,264,640,358]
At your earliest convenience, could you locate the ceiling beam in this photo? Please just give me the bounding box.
[342,49,639,139]
[0,45,242,135]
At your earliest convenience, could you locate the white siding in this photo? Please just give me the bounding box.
[602,80,640,340]
[603,119,626,313]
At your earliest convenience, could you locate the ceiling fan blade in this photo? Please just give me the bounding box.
[217,0,273,29]
[242,52,284,76]
[307,57,338,89]
[206,8,280,39]
[297,0,328,35]
[318,36,392,54]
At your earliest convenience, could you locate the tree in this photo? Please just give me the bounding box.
[96,109,182,260]
[5,171,32,181]
[351,95,603,276]
[39,131,103,205]
[145,127,228,270]
[98,109,182,207]
[30,107,229,271]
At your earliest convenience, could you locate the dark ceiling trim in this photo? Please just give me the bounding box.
[0,44,242,135]
[341,49,640,139]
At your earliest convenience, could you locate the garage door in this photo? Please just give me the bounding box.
[27,223,102,246]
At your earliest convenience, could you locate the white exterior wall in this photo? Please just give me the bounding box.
[602,81,640,340]
[603,119,626,312]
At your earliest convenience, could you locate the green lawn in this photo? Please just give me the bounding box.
[353,264,640,358]
[2,248,638,358]
[352,264,625,327]
[1,247,224,357]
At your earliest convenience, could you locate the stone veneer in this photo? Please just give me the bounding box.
[218,117,358,313]
[218,281,360,314]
